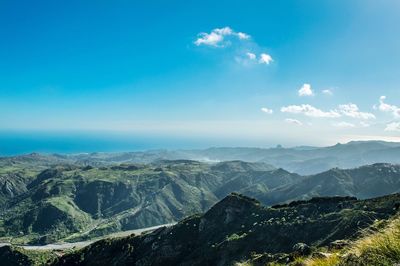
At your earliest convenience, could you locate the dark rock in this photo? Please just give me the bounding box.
[311,251,330,259]
[82,165,94,171]
[251,253,293,266]
[292,243,311,256]
[329,239,350,250]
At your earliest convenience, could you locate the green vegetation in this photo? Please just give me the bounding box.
[2,152,400,245]
[0,245,59,266]
[1,147,400,265]
[0,192,399,265]
[259,163,400,206]
[52,193,400,266]
[0,158,292,244]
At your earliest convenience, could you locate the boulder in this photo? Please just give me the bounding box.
[292,243,311,256]
[329,239,350,250]
[311,251,331,259]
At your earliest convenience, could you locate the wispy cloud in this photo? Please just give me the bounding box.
[285,118,303,126]
[281,104,340,118]
[246,52,256,60]
[338,103,375,120]
[375,96,400,118]
[332,121,356,128]
[241,52,273,65]
[261,107,273,114]
[298,83,314,97]
[194,27,250,47]
[237,32,250,40]
[360,121,370,127]
[385,122,400,132]
[322,89,333,96]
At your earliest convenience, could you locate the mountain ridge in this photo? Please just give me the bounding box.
[3,140,400,174]
[52,192,400,266]
[2,158,400,245]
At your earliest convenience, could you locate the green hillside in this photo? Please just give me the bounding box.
[259,163,400,206]
[53,193,400,266]
[2,154,400,245]
[0,160,293,244]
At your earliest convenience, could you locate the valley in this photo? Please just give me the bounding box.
[1,141,400,265]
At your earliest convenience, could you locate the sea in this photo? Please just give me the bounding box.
[0,130,215,156]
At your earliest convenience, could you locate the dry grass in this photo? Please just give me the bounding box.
[304,254,340,266]
[346,217,400,265]
[304,216,400,266]
[234,261,253,266]
[236,217,400,266]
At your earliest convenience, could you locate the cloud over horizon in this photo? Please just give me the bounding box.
[385,122,400,132]
[281,104,340,118]
[376,96,400,118]
[285,118,303,126]
[338,103,375,120]
[261,107,273,114]
[333,121,356,128]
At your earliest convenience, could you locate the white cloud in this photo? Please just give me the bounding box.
[246,52,256,60]
[195,27,274,67]
[322,89,333,96]
[258,53,273,64]
[360,121,370,127]
[213,27,233,35]
[376,96,400,118]
[243,52,273,65]
[237,32,250,40]
[298,84,314,97]
[338,103,375,120]
[333,122,356,128]
[194,31,224,47]
[261,107,273,114]
[281,104,340,118]
[194,27,250,47]
[285,118,303,126]
[385,122,400,132]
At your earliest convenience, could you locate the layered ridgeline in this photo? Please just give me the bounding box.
[2,155,400,245]
[259,163,400,206]
[25,140,400,175]
[0,159,293,244]
[52,193,400,266]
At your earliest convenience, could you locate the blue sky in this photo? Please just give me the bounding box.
[1,0,400,148]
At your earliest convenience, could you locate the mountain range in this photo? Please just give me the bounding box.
[1,141,400,265]
[10,140,400,175]
[4,192,400,265]
[1,145,400,244]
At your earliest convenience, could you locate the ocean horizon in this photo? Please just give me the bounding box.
[0,131,278,156]
[0,131,200,156]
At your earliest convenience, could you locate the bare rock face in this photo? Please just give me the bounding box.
[0,173,29,203]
